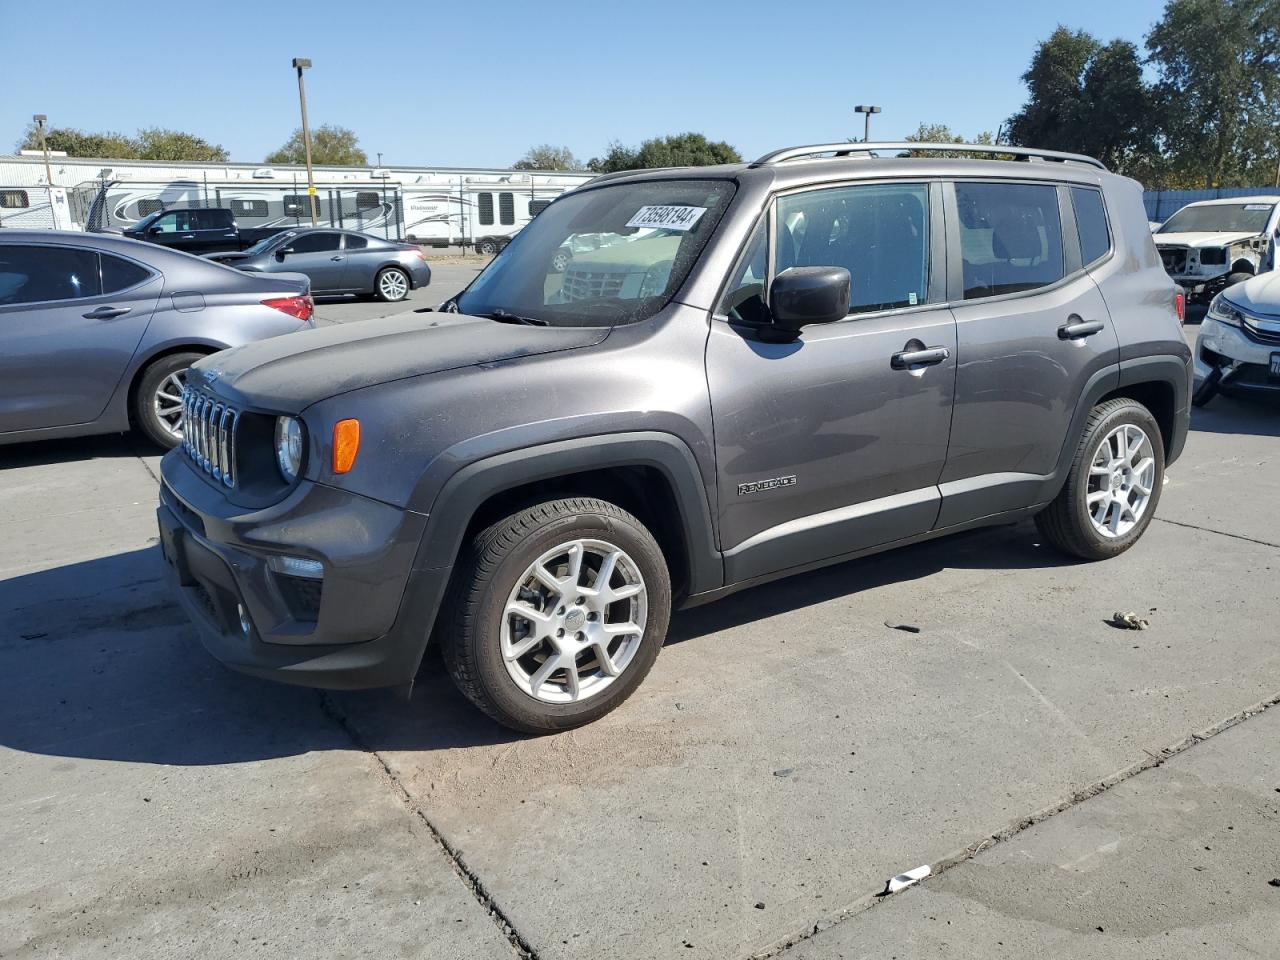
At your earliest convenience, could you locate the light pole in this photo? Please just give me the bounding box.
[32,114,54,186]
[291,58,318,226]
[854,104,882,143]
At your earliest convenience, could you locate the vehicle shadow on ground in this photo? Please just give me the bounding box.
[0,432,161,469]
[0,521,1070,767]
[1191,392,1280,438]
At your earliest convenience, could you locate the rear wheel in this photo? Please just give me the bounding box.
[375,267,410,302]
[1225,271,1253,288]
[1035,398,1165,561]
[441,497,671,733]
[478,239,499,256]
[134,351,203,449]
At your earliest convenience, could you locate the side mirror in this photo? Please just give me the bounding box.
[147,226,162,236]
[766,266,850,337]
[276,247,294,260]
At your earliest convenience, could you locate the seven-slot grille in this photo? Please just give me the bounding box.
[561,269,626,302]
[181,386,239,488]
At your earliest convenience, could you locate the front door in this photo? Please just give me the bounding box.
[937,180,1121,526]
[275,231,345,292]
[148,210,200,254]
[0,243,159,434]
[707,180,957,584]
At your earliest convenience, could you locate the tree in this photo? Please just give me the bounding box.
[588,133,741,173]
[513,144,583,171]
[1147,0,1280,187]
[903,123,998,157]
[265,125,367,166]
[17,125,140,159]
[1006,27,1157,175]
[135,128,228,162]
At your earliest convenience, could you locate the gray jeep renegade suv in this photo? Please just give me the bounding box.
[157,142,1191,733]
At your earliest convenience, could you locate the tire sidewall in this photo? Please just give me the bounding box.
[1069,403,1166,556]
[135,352,202,449]
[467,508,670,731]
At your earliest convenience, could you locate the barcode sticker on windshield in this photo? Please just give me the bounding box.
[1244,203,1274,210]
[626,205,707,231]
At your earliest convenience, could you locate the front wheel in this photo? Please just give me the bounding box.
[441,498,671,733]
[134,351,203,449]
[1035,398,1165,561]
[477,239,499,256]
[375,267,410,302]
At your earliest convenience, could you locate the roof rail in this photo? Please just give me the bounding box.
[751,142,1107,171]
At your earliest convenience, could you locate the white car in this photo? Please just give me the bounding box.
[1193,270,1280,406]
[1154,197,1280,301]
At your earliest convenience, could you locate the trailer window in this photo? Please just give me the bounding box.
[499,192,515,225]
[137,199,164,217]
[0,190,29,209]
[231,199,268,218]
[284,194,311,217]
[478,192,494,226]
[529,200,550,217]
[355,192,380,211]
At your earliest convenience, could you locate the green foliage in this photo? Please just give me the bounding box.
[265,125,368,166]
[902,123,999,157]
[513,144,584,171]
[588,133,742,173]
[16,125,228,162]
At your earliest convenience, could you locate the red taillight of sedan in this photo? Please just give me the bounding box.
[1174,290,1185,323]
[262,294,315,323]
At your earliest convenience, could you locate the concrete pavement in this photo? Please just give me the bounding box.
[1,319,1277,958]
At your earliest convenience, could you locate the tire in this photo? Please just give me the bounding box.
[133,351,203,449]
[1034,398,1166,561]
[1191,368,1222,407]
[374,267,410,302]
[1225,271,1253,288]
[441,497,671,733]
[478,240,499,256]
[551,249,571,273]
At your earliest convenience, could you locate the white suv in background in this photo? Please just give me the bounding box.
[1154,197,1280,301]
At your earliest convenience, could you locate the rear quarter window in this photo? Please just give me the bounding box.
[1071,187,1111,266]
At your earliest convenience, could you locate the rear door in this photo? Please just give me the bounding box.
[0,243,161,433]
[707,180,956,583]
[278,231,345,292]
[193,208,239,252]
[337,232,371,290]
[936,179,1120,526]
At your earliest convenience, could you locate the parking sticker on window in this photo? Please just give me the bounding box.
[626,205,707,231]
[1244,203,1274,210]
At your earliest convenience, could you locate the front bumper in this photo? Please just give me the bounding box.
[1194,316,1280,395]
[157,450,440,689]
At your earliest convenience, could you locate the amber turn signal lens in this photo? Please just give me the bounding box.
[332,419,360,474]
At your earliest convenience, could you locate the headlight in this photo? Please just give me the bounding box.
[1206,294,1243,328]
[274,416,305,482]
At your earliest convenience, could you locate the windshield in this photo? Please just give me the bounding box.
[245,231,294,255]
[1158,202,1275,235]
[454,179,736,326]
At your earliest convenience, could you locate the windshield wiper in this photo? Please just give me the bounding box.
[481,309,549,326]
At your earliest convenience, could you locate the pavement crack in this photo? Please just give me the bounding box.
[745,688,1280,960]
[1154,516,1280,550]
[317,692,542,960]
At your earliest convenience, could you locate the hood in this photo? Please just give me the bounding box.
[1222,270,1280,317]
[1153,231,1258,249]
[190,310,610,410]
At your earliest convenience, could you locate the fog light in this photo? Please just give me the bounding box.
[268,555,324,579]
[236,603,252,637]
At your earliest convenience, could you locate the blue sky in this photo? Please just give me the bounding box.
[1,0,1169,168]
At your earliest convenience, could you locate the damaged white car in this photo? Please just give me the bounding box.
[1155,197,1279,302]
[1193,270,1280,406]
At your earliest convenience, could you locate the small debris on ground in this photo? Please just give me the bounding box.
[881,864,931,895]
[1108,611,1150,630]
[754,901,765,910]
[885,621,922,634]
[773,768,794,778]
[1268,878,1280,888]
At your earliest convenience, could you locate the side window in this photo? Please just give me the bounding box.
[0,245,102,304]
[955,182,1064,300]
[1,190,29,209]
[289,232,341,254]
[1071,187,1111,266]
[152,212,180,233]
[136,198,164,218]
[101,254,151,294]
[499,192,515,225]
[355,191,380,211]
[477,192,494,226]
[199,209,234,230]
[231,199,268,218]
[343,234,368,250]
[719,218,769,324]
[774,182,930,315]
[529,199,550,217]
[283,194,310,217]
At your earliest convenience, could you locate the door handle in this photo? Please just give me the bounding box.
[84,305,131,320]
[330,256,344,261]
[1058,317,1104,340]
[891,345,950,369]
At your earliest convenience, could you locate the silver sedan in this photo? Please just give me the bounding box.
[0,230,315,449]
[206,228,431,302]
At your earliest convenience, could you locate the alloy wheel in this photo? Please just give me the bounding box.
[1086,423,1156,538]
[500,538,648,704]
[153,371,187,438]
[379,269,408,300]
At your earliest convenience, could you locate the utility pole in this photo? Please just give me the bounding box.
[292,58,318,226]
[32,114,54,186]
[854,105,882,143]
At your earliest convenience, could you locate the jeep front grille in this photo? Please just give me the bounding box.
[180,386,239,488]
[561,269,626,302]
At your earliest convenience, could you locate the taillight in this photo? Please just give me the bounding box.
[1174,290,1186,323]
[262,294,314,323]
